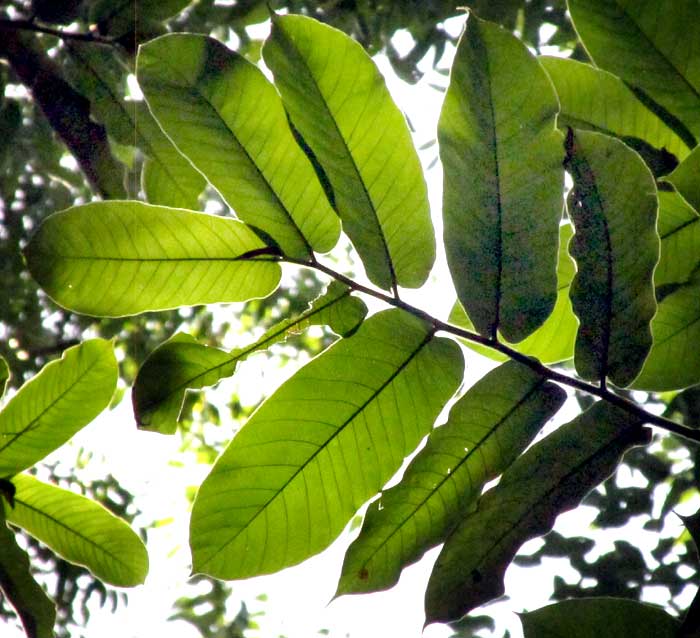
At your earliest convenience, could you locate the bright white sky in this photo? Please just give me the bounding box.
[5,13,696,638]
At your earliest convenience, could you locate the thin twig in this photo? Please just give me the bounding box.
[0,18,116,45]
[286,256,700,444]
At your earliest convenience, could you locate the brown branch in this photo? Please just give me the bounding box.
[0,28,126,198]
[0,17,116,45]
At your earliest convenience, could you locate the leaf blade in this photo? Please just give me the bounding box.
[263,14,435,290]
[190,309,463,579]
[0,340,117,477]
[24,201,281,317]
[337,360,566,595]
[439,16,564,342]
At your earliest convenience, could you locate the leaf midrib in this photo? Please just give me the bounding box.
[200,328,435,571]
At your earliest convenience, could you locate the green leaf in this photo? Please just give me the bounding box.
[564,129,658,387]
[133,282,367,434]
[0,356,8,399]
[520,598,680,638]
[137,33,339,258]
[424,402,650,625]
[567,0,700,144]
[540,56,690,161]
[439,15,564,342]
[449,223,577,364]
[89,0,191,38]
[0,340,117,477]
[655,190,700,287]
[66,43,206,210]
[23,201,281,317]
[337,361,566,596]
[5,474,148,587]
[666,145,700,213]
[190,309,463,579]
[263,14,435,290]
[632,282,700,391]
[0,510,56,638]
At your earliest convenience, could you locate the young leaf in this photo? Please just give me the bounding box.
[632,282,700,391]
[137,33,340,258]
[666,145,700,213]
[424,402,650,625]
[520,598,680,638]
[190,309,463,579]
[568,0,700,144]
[23,201,282,317]
[0,511,56,638]
[337,361,566,596]
[133,282,367,434]
[5,473,149,587]
[0,356,8,399]
[655,191,700,287]
[263,14,435,290]
[565,129,658,387]
[439,15,564,342]
[65,43,206,210]
[449,223,577,364]
[0,340,117,477]
[541,56,690,162]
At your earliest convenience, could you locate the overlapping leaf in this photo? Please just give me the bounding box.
[190,309,463,579]
[655,191,700,287]
[337,361,565,596]
[449,223,577,364]
[137,33,339,258]
[520,598,680,638]
[23,201,281,317]
[133,282,367,434]
[0,340,116,477]
[565,129,658,387]
[6,474,148,587]
[439,15,563,342]
[263,14,434,290]
[568,0,700,145]
[424,402,650,625]
[0,356,8,399]
[541,56,690,162]
[666,146,700,213]
[0,510,55,638]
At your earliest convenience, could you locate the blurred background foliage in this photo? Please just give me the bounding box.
[1,1,697,637]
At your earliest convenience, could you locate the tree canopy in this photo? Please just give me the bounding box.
[2,1,700,637]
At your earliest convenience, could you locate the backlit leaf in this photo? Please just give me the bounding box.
[0,356,8,399]
[655,191,700,287]
[337,361,565,595]
[666,145,700,213]
[263,14,434,290]
[565,129,658,387]
[137,33,339,258]
[133,282,367,434]
[24,201,281,317]
[0,340,117,477]
[6,474,148,587]
[424,402,650,625]
[190,309,463,579]
[439,15,563,342]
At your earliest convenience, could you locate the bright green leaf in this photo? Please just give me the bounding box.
[439,15,563,342]
[520,598,680,638]
[568,0,700,145]
[263,14,435,290]
[337,361,565,596]
[666,145,700,213]
[0,340,117,477]
[424,402,650,625]
[632,282,700,391]
[565,129,658,387]
[133,282,367,434]
[449,223,577,364]
[5,474,148,587]
[0,510,56,638]
[190,309,463,579]
[655,190,700,287]
[0,356,8,399]
[137,33,339,258]
[23,201,281,317]
[541,56,690,162]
